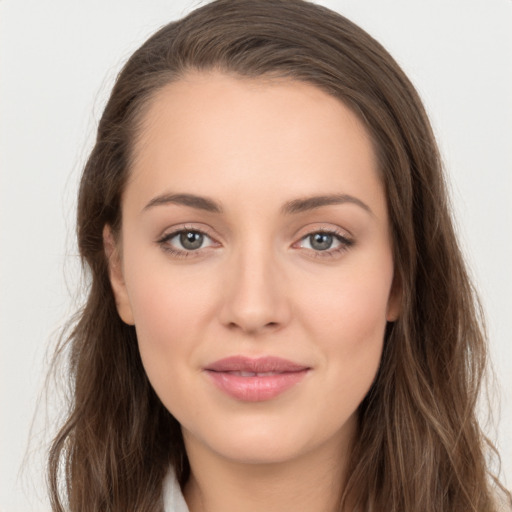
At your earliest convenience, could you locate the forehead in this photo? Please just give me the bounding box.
[126,71,386,219]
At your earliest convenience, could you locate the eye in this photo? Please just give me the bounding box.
[296,230,354,257]
[157,228,217,256]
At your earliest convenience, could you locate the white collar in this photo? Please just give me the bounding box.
[162,468,190,512]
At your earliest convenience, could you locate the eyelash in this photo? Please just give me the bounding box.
[156,226,354,259]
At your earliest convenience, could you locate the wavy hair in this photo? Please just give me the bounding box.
[48,1,509,510]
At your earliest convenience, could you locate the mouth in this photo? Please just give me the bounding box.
[203,356,310,402]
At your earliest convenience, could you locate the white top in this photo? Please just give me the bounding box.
[162,469,190,512]
[161,468,511,512]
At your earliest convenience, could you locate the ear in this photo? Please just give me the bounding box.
[103,225,135,325]
[386,270,402,322]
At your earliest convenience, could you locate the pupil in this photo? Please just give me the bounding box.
[311,233,333,251]
[180,231,203,250]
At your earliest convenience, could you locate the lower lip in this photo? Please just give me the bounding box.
[205,370,309,402]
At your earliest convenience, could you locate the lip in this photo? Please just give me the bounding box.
[203,356,310,402]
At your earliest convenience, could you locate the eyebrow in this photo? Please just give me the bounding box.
[143,193,223,213]
[282,194,373,216]
[142,192,373,216]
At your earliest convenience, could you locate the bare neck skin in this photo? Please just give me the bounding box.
[182,417,354,512]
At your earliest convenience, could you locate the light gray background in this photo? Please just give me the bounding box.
[1,1,511,510]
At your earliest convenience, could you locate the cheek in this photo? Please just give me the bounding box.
[120,245,218,395]
[303,257,393,341]
[132,278,208,345]
[300,259,393,392]
[127,274,211,419]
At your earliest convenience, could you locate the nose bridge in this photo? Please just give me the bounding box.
[220,235,289,334]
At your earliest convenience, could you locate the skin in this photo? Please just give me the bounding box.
[106,71,400,512]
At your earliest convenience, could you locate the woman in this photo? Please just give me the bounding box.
[47,1,511,511]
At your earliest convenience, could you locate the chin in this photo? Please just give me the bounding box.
[207,435,312,465]
[182,409,355,467]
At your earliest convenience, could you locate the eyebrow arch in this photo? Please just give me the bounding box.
[282,194,373,216]
[142,193,223,214]
[142,192,372,217]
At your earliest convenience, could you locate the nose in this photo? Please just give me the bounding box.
[219,243,291,335]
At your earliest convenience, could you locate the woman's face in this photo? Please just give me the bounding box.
[107,72,400,466]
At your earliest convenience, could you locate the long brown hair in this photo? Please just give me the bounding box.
[48,1,510,510]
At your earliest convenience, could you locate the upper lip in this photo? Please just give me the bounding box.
[204,356,309,373]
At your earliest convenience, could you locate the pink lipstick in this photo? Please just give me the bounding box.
[204,356,310,402]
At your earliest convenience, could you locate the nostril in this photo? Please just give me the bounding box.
[226,319,281,334]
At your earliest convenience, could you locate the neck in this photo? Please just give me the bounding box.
[182,431,352,512]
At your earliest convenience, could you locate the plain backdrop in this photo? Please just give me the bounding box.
[1,1,511,510]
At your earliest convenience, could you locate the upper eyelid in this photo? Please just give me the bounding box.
[301,227,349,237]
[157,224,217,241]
[293,223,353,241]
